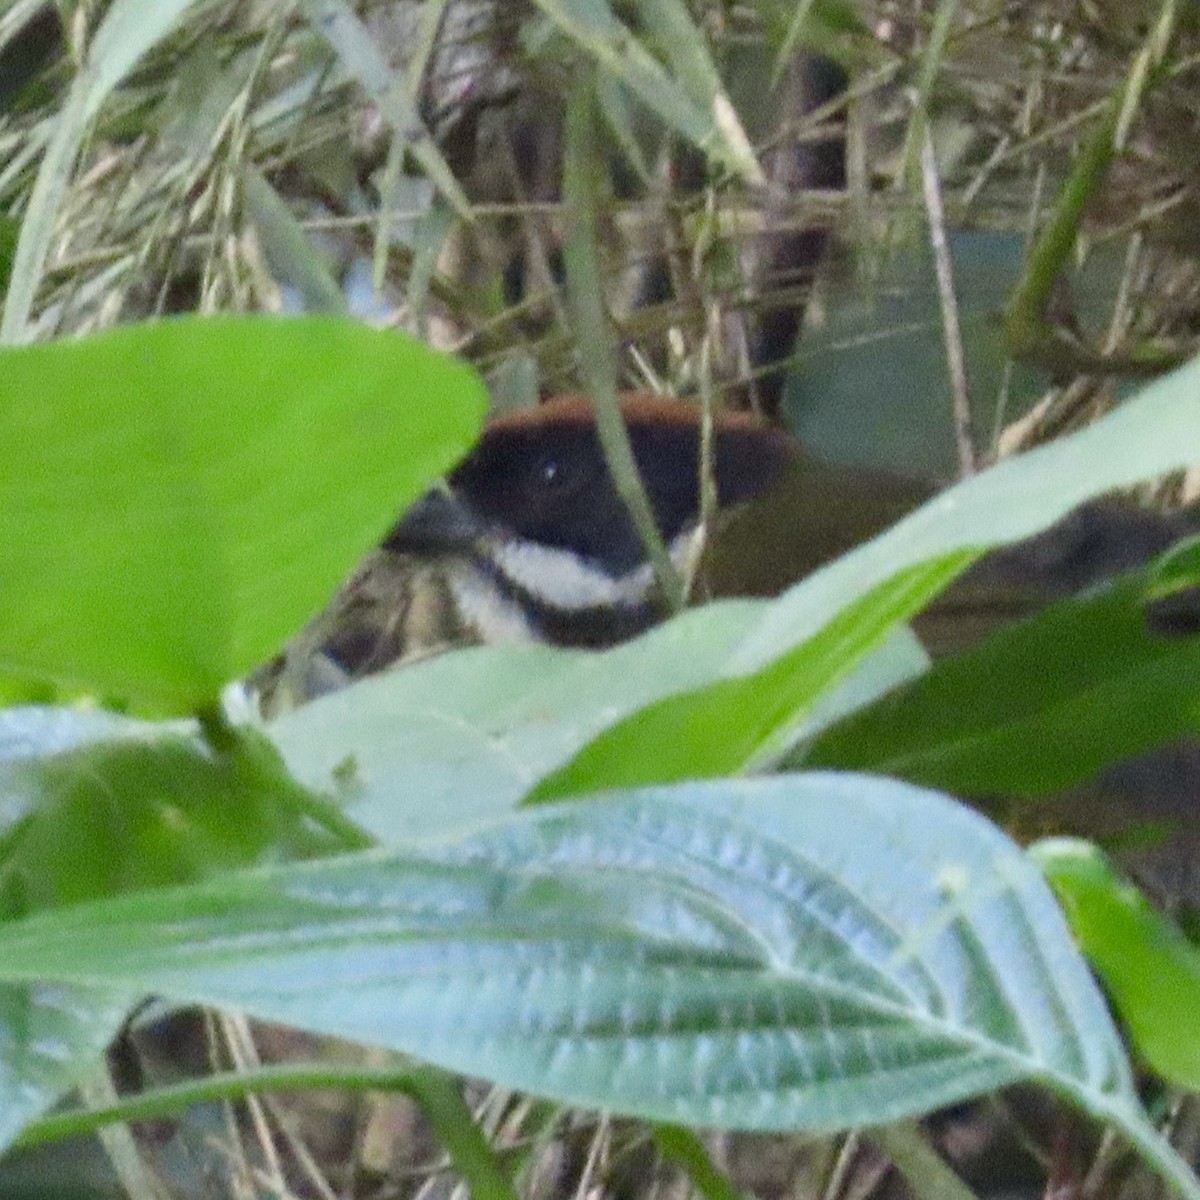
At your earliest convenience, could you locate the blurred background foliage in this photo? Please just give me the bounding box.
[2,0,1197,484]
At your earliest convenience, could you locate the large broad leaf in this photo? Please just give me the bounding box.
[808,545,1200,795]
[0,775,1193,1194]
[785,232,1044,479]
[0,982,139,1153]
[0,705,300,1147]
[269,596,928,842]
[785,232,1146,480]
[0,729,343,917]
[0,316,486,711]
[271,600,779,841]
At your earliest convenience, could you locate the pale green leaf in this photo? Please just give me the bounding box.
[0,776,1192,1194]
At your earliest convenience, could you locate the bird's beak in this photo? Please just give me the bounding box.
[382,488,484,554]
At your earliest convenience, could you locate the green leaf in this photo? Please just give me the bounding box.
[0,775,1193,1194]
[786,232,1044,479]
[0,706,154,765]
[0,215,18,295]
[751,0,868,58]
[271,600,776,841]
[525,350,1200,797]
[528,556,965,800]
[563,73,683,604]
[786,233,1145,480]
[0,982,139,1152]
[633,0,762,181]
[241,165,349,315]
[0,705,359,913]
[270,588,924,843]
[1032,838,1200,1090]
[302,0,475,222]
[275,354,1200,819]
[0,703,354,1146]
[0,316,486,711]
[807,553,1200,795]
[0,730,342,918]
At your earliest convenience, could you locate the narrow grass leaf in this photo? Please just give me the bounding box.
[242,166,349,315]
[1,0,197,342]
[303,0,474,221]
[531,0,762,181]
[634,0,763,183]
[809,554,1200,795]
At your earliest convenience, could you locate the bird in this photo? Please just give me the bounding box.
[262,391,1199,706]
[418,394,1198,652]
[259,391,875,710]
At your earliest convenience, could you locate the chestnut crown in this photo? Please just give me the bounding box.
[388,394,798,575]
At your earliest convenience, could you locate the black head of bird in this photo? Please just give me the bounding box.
[298,393,803,687]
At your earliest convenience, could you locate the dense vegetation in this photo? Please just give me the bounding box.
[1,2,1200,1198]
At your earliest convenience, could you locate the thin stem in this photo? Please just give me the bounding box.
[654,1123,747,1200]
[899,0,962,192]
[197,702,374,852]
[562,72,685,612]
[22,1061,519,1200]
[1002,94,1119,365]
[1003,0,1184,374]
[869,1121,981,1200]
[920,127,975,477]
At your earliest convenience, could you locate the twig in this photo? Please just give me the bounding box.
[920,127,975,476]
[561,73,685,611]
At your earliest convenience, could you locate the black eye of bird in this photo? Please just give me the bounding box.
[532,454,581,495]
